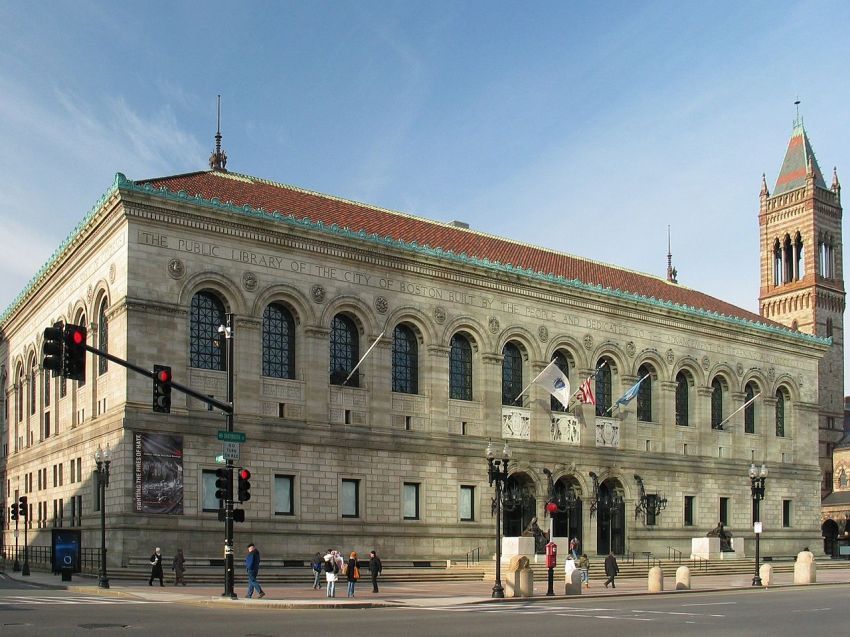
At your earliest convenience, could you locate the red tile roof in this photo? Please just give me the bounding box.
[139,170,777,329]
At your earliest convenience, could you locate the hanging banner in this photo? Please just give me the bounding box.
[134,432,184,514]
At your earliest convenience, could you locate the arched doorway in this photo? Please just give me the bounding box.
[502,473,536,538]
[551,477,582,546]
[596,479,625,555]
[822,519,840,558]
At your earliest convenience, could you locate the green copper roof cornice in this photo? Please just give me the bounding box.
[1,172,832,349]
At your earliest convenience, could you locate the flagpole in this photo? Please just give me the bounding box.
[566,361,607,411]
[716,393,761,430]
[513,360,558,404]
[343,330,386,385]
[604,374,650,415]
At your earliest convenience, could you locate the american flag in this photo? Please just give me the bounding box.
[577,377,595,405]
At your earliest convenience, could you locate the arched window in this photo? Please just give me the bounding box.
[29,359,36,416]
[773,239,782,286]
[636,364,652,422]
[550,351,570,412]
[783,235,793,283]
[98,299,109,375]
[501,342,523,406]
[449,333,473,401]
[329,314,359,387]
[744,382,756,434]
[190,291,226,370]
[262,303,295,379]
[595,360,612,417]
[392,324,418,394]
[775,388,786,437]
[711,378,723,429]
[795,233,804,279]
[675,371,690,426]
[15,364,24,422]
[43,370,50,408]
[839,469,847,489]
[76,313,87,386]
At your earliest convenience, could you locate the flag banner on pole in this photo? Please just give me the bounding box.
[532,361,571,409]
[578,376,595,405]
[614,374,649,408]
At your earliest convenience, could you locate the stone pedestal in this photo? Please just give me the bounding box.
[648,565,663,593]
[518,569,534,597]
[675,565,690,590]
[759,563,773,586]
[793,551,816,584]
[690,536,744,560]
[502,536,535,563]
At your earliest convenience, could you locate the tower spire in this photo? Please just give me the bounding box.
[666,225,678,283]
[209,95,228,172]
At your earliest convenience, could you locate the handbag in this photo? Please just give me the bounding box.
[353,565,360,580]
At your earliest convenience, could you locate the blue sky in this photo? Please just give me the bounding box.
[1,0,849,390]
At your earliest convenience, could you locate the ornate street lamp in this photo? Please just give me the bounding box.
[486,440,512,598]
[749,463,767,586]
[542,468,577,596]
[94,444,111,589]
[634,474,667,524]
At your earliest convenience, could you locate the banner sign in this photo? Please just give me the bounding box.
[134,432,184,514]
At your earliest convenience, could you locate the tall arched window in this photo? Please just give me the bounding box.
[551,351,570,412]
[76,313,87,386]
[190,291,226,370]
[262,303,295,379]
[502,342,523,406]
[43,370,50,408]
[15,364,24,422]
[636,364,652,422]
[711,378,723,429]
[392,324,418,394]
[98,299,109,375]
[595,360,612,417]
[449,333,473,401]
[329,314,359,387]
[744,382,756,434]
[675,371,690,426]
[773,239,782,286]
[775,388,786,437]
[29,359,36,416]
[783,235,793,283]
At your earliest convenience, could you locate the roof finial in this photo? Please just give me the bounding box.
[793,97,802,129]
[209,95,228,172]
[666,225,678,283]
[760,173,769,197]
[833,167,841,193]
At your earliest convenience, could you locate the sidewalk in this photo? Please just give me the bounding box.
[4,567,850,609]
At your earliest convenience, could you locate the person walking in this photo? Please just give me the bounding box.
[149,547,164,586]
[604,551,619,589]
[345,552,360,597]
[245,543,265,599]
[578,553,590,588]
[368,550,382,593]
[323,552,339,597]
[172,548,187,586]
[311,552,324,590]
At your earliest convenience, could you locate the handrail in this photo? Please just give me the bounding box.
[466,546,481,567]
[667,546,683,563]
[690,555,709,572]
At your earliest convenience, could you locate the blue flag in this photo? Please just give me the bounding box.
[615,375,648,407]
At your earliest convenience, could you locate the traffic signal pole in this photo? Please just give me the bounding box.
[222,313,237,599]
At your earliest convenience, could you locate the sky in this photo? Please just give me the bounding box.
[1,0,849,390]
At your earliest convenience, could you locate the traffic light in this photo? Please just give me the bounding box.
[42,324,65,376]
[233,509,245,523]
[18,496,28,519]
[63,324,87,381]
[214,468,232,502]
[237,469,251,502]
[10,502,18,522]
[152,365,172,413]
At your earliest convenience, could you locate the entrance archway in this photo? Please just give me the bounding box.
[596,479,625,555]
[551,477,582,547]
[502,473,536,538]
[822,519,839,557]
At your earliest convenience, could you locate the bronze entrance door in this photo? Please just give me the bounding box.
[596,482,625,555]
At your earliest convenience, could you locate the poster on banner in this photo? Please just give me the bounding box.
[134,432,184,514]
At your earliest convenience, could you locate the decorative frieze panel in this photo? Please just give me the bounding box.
[448,400,482,420]
[330,385,368,408]
[261,378,305,401]
[595,418,620,448]
[502,407,531,440]
[391,393,429,414]
[188,369,225,410]
[550,414,580,445]
[260,401,304,419]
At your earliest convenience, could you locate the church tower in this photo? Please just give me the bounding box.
[759,116,845,496]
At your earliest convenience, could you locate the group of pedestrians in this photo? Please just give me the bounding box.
[147,547,187,586]
[312,549,382,598]
[563,544,619,590]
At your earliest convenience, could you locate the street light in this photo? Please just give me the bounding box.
[486,440,512,598]
[542,468,577,596]
[94,443,111,589]
[749,462,767,587]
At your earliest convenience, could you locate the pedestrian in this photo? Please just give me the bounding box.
[323,552,339,597]
[149,547,164,586]
[172,548,187,586]
[368,550,382,593]
[346,552,360,597]
[604,551,619,588]
[311,552,324,590]
[570,537,580,559]
[245,543,265,599]
[578,553,590,588]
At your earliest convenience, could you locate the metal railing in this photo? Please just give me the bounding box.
[667,546,683,563]
[465,546,480,567]
[2,546,101,572]
[690,555,709,572]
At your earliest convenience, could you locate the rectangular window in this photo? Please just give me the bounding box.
[719,497,729,526]
[274,475,294,515]
[684,495,695,527]
[341,479,360,518]
[76,458,82,485]
[44,412,51,439]
[460,485,475,521]
[403,482,420,520]
[59,463,63,486]
[782,500,792,527]
[646,494,658,526]
[201,470,221,512]
[53,465,57,488]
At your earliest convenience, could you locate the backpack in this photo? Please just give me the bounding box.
[324,559,334,573]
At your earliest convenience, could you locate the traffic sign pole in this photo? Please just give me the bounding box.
[222,313,237,600]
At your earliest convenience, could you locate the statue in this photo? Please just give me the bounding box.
[706,522,733,552]
[522,517,550,554]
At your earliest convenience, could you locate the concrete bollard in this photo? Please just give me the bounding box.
[518,568,534,597]
[564,567,582,595]
[793,551,816,584]
[648,565,664,593]
[759,563,773,586]
[675,565,690,590]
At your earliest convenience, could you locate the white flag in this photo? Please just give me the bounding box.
[532,361,571,409]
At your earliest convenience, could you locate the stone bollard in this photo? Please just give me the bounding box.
[505,556,530,597]
[518,568,534,597]
[759,563,773,586]
[564,566,582,595]
[675,565,690,590]
[648,565,664,593]
[793,551,816,584]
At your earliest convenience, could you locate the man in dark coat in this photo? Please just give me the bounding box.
[368,550,382,593]
[604,551,619,588]
[149,547,164,586]
[245,543,265,599]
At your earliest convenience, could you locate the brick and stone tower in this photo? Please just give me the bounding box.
[759,116,845,496]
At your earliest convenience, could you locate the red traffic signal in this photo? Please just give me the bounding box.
[239,469,251,481]
[152,364,172,414]
[63,324,87,381]
[237,469,251,502]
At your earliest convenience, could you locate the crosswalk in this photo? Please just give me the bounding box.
[0,595,170,605]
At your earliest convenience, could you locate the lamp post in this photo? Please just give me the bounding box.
[749,462,767,587]
[94,443,111,589]
[486,440,511,598]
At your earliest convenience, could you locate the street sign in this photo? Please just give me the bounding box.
[215,454,226,464]
[222,442,240,461]
[217,431,246,443]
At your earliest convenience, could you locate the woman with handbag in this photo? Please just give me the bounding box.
[346,551,360,597]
